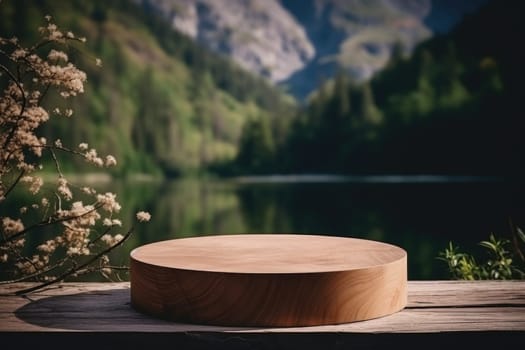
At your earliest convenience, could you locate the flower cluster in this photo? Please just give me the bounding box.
[0,16,150,292]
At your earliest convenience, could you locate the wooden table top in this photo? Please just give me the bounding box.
[129,234,407,274]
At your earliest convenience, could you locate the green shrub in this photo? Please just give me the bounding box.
[438,229,525,280]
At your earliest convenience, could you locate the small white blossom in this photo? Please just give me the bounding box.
[81,186,96,195]
[96,192,121,213]
[2,217,25,235]
[66,247,80,256]
[105,155,117,167]
[57,177,72,200]
[48,49,68,62]
[21,175,43,194]
[136,211,151,222]
[37,240,56,254]
[101,234,114,245]
[85,148,104,167]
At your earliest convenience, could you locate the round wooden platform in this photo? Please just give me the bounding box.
[130,234,407,327]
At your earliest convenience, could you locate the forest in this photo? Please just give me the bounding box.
[0,0,294,177]
[1,0,523,178]
[233,0,524,177]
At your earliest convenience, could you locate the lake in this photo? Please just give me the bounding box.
[99,175,525,280]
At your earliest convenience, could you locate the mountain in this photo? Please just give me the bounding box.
[136,0,491,100]
[281,0,432,98]
[139,0,433,98]
[0,0,294,176]
[136,0,315,83]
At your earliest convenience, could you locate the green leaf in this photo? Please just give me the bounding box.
[479,240,496,251]
[517,227,525,243]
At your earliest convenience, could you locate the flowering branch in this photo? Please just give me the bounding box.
[0,203,103,245]
[14,227,134,295]
[0,15,151,293]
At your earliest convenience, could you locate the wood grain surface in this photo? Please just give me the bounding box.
[1,281,524,333]
[129,234,407,326]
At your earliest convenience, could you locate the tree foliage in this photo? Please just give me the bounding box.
[234,0,524,176]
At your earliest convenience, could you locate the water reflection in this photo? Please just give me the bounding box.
[101,177,525,280]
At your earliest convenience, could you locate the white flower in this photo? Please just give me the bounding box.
[81,186,96,195]
[105,155,117,167]
[66,247,80,256]
[101,234,114,245]
[2,217,25,235]
[85,148,104,167]
[21,175,43,194]
[96,192,121,213]
[78,142,88,150]
[37,240,56,254]
[57,177,72,200]
[48,49,68,62]
[136,211,151,222]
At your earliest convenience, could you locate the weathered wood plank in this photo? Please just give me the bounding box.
[407,280,525,307]
[1,281,524,334]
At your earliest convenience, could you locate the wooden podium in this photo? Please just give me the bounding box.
[130,234,407,327]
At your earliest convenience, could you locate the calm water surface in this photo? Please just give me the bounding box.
[101,175,525,280]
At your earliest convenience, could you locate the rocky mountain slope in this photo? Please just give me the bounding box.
[139,0,492,99]
[281,0,432,98]
[139,0,315,83]
[138,0,443,98]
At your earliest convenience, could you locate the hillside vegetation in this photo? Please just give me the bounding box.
[234,0,524,177]
[0,0,294,177]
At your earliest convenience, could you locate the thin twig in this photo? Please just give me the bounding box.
[0,203,103,245]
[0,63,27,150]
[0,258,67,284]
[2,169,25,198]
[49,147,63,177]
[14,226,134,295]
[88,226,113,247]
